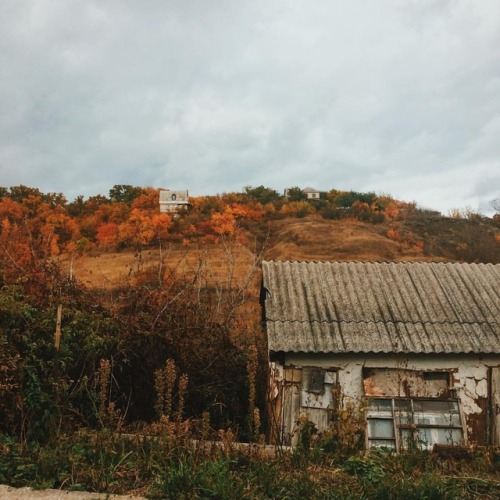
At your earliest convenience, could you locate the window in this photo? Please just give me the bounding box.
[306,368,325,394]
[366,398,464,451]
[301,368,337,409]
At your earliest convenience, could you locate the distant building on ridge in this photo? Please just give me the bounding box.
[303,187,320,200]
[284,186,321,201]
[159,189,190,214]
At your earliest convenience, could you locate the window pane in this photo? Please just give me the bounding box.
[306,368,325,393]
[368,419,394,439]
[324,371,336,384]
[368,439,396,450]
[400,429,415,450]
[417,428,435,450]
[367,399,392,411]
[417,427,463,449]
[367,398,464,452]
[436,428,463,446]
[395,400,411,412]
[413,400,459,413]
[414,412,461,426]
[396,412,412,425]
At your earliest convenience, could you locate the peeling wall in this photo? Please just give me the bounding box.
[363,367,450,398]
[276,352,500,446]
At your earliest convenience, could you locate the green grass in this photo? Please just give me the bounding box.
[1,431,499,499]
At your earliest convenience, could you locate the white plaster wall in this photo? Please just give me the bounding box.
[284,352,500,441]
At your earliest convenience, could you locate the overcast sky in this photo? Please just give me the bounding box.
[1,1,499,215]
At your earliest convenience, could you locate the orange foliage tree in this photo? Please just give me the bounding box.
[118,209,172,249]
[96,222,120,247]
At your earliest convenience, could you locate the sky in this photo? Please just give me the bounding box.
[1,1,499,215]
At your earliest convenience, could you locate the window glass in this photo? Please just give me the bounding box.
[308,368,325,393]
[368,419,394,439]
[413,411,461,426]
[394,400,411,411]
[395,412,412,425]
[400,429,415,449]
[367,399,392,411]
[367,397,463,452]
[368,439,396,450]
[417,428,463,449]
[413,400,459,413]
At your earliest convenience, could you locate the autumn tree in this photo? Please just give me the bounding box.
[285,186,306,202]
[0,200,31,281]
[83,195,111,213]
[131,187,160,212]
[96,223,119,247]
[211,207,237,236]
[67,195,86,217]
[38,210,81,256]
[244,185,281,205]
[109,185,146,205]
[7,185,44,203]
[117,209,171,249]
[280,200,316,218]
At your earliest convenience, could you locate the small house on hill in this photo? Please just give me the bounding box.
[303,187,320,200]
[261,260,500,450]
[159,189,190,214]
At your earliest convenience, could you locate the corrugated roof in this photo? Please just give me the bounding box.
[262,261,500,354]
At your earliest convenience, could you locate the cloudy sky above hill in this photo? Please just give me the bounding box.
[1,0,499,214]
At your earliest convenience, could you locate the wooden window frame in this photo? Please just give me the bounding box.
[366,396,464,452]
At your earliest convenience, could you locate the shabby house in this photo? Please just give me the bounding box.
[303,187,320,200]
[159,189,190,214]
[261,261,500,451]
[284,187,321,201]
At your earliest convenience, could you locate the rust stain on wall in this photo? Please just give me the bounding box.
[363,367,451,398]
[465,397,488,445]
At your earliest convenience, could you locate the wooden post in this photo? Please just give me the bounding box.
[55,304,62,351]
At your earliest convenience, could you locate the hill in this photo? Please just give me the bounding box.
[62,210,499,291]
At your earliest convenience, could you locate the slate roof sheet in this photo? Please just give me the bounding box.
[261,261,500,354]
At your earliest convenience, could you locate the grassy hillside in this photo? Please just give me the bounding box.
[61,210,499,291]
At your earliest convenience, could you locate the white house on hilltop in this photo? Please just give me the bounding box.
[303,187,320,200]
[159,189,190,214]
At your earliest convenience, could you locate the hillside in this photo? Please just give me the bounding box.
[63,212,498,291]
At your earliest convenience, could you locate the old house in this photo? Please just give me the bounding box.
[284,187,321,201]
[303,187,320,200]
[261,261,500,451]
[159,189,190,214]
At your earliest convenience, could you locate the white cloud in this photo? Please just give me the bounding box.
[0,0,499,213]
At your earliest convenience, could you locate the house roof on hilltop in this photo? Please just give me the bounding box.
[261,261,500,354]
[303,187,319,193]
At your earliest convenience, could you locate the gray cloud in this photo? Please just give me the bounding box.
[0,0,499,214]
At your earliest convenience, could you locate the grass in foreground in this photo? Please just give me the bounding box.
[1,429,499,499]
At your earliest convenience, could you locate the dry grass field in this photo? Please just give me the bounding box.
[59,241,262,297]
[59,217,446,292]
[265,218,426,262]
